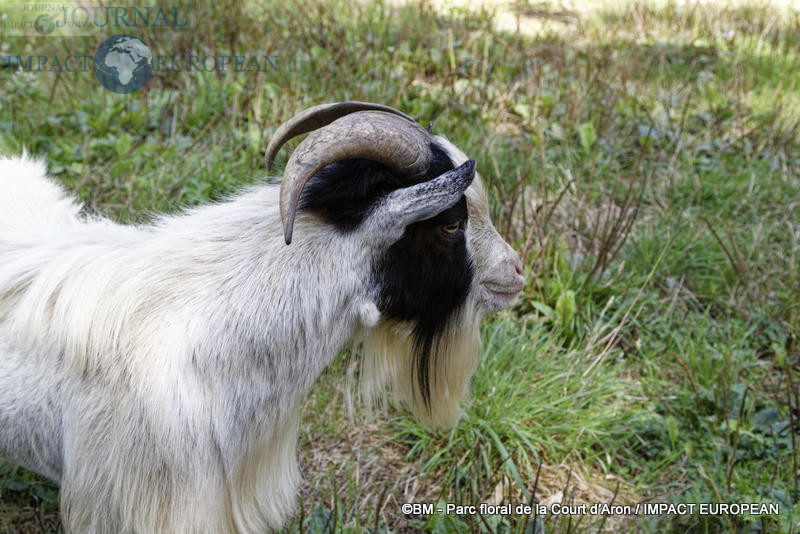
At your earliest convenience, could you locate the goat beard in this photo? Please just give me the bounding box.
[356,306,482,428]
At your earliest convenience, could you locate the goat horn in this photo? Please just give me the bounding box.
[277,110,434,245]
[265,101,418,171]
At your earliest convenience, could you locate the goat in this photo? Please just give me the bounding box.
[0,102,524,533]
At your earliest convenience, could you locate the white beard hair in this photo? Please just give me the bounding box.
[355,305,482,428]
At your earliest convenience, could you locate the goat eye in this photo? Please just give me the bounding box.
[442,222,461,234]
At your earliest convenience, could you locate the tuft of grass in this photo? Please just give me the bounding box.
[384,315,637,531]
[0,465,60,534]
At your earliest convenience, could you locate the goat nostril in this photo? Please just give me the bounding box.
[511,255,523,276]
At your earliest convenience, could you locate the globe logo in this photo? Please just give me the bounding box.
[34,14,56,35]
[94,35,154,94]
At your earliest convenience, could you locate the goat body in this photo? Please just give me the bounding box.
[0,105,524,533]
[1,161,353,530]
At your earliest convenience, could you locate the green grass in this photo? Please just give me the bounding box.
[1,0,798,532]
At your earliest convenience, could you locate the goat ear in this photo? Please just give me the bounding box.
[365,159,476,243]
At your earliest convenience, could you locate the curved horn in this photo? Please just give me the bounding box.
[279,111,433,244]
[265,101,418,171]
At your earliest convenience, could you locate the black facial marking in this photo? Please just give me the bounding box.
[298,143,455,231]
[297,141,475,411]
[376,196,474,409]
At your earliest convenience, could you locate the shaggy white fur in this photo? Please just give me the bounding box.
[0,137,522,533]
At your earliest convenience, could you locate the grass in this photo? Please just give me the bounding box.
[0,0,798,532]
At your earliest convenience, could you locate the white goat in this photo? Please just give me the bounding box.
[0,102,524,533]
